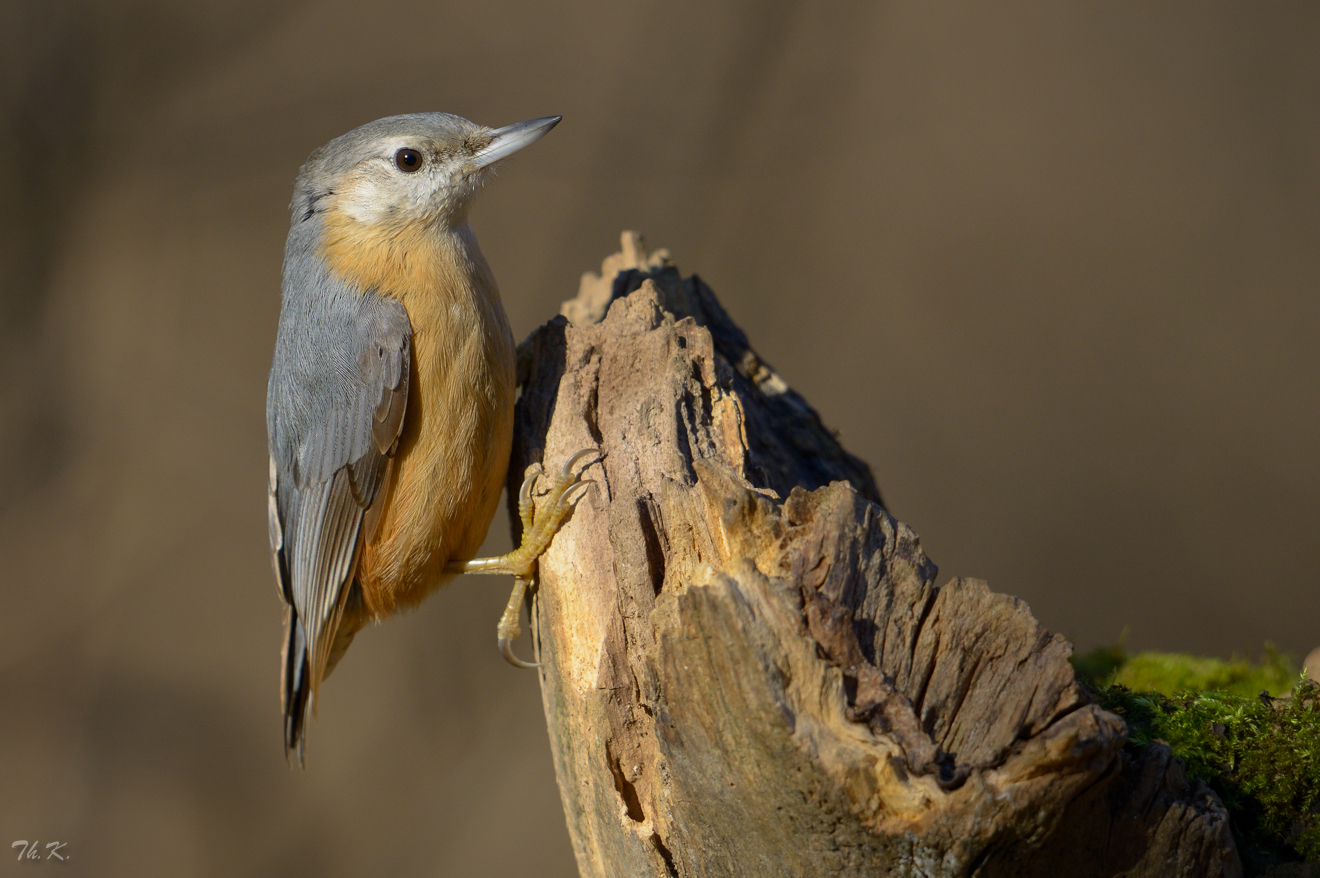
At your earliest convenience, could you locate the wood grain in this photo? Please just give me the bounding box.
[508,234,1242,877]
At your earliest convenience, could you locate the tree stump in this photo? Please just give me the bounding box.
[508,233,1242,878]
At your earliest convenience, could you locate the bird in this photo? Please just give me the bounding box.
[266,112,593,764]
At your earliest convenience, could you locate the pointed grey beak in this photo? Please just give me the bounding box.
[472,116,561,169]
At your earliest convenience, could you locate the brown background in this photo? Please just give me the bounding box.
[2,2,1317,876]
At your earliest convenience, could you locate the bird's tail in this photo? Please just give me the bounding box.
[281,606,312,766]
[281,585,366,766]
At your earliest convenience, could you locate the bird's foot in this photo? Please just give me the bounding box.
[446,448,601,667]
[502,447,600,580]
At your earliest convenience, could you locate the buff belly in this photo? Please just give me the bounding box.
[355,296,516,618]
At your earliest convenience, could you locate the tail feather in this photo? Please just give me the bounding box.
[280,582,366,767]
[281,606,312,766]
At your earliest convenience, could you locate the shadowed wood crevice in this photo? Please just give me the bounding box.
[508,233,1242,877]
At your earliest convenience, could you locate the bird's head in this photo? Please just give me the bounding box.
[293,113,560,233]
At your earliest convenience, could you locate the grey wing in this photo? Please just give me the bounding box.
[267,286,410,760]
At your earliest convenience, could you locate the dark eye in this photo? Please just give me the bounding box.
[394,148,422,172]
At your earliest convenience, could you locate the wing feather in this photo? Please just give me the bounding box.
[268,285,411,759]
[293,472,362,691]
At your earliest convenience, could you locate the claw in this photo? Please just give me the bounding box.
[556,479,593,511]
[561,447,602,479]
[519,464,544,503]
[499,636,540,669]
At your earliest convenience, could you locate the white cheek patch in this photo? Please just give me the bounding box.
[336,174,394,224]
[336,163,456,225]
[333,144,476,226]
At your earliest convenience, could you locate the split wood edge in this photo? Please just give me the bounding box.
[505,233,1242,878]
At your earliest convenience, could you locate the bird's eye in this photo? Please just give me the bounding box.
[395,148,423,172]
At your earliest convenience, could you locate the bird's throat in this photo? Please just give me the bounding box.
[318,207,460,303]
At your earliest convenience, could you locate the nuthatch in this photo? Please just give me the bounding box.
[266,113,592,762]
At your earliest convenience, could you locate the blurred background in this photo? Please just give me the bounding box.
[1,2,1317,875]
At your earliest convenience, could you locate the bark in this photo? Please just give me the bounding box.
[508,233,1242,878]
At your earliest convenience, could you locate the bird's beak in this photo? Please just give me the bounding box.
[472,116,561,169]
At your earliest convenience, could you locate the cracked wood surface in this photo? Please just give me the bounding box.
[508,233,1242,877]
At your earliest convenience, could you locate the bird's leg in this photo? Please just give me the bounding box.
[446,448,599,667]
[493,574,538,669]
[453,448,597,580]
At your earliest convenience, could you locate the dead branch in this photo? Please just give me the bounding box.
[508,233,1240,878]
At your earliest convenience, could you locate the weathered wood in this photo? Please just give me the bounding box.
[509,233,1242,877]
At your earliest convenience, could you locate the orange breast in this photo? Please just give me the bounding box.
[319,208,517,618]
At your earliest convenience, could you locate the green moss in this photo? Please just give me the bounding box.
[1095,682,1320,862]
[1114,648,1297,698]
[1071,639,1297,697]
[1073,640,1320,863]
